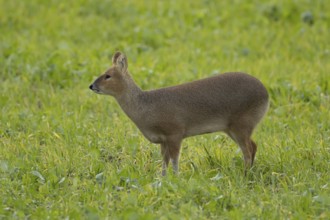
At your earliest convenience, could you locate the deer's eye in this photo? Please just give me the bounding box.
[105,75,111,79]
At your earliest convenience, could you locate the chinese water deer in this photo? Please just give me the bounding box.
[89,52,269,176]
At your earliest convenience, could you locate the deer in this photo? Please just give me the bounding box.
[89,52,269,176]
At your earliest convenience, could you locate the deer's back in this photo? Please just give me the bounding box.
[143,72,267,112]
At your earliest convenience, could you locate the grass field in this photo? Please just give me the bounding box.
[1,0,329,219]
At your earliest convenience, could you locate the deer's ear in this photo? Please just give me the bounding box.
[112,52,128,72]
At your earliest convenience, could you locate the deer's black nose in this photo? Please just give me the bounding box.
[89,84,93,90]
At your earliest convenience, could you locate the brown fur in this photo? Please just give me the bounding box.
[89,52,269,175]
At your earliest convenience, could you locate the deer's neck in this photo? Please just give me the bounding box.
[115,73,144,121]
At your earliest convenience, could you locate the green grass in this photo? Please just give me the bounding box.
[1,0,329,219]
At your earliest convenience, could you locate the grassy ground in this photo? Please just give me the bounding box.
[1,0,329,219]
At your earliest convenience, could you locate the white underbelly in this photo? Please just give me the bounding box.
[185,119,228,137]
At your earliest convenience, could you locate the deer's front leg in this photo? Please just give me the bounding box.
[162,137,182,175]
[161,143,170,176]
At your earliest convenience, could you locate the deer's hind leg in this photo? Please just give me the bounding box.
[250,140,257,165]
[227,123,256,170]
